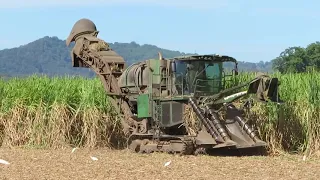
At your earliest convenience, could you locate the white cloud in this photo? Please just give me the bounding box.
[0,0,228,9]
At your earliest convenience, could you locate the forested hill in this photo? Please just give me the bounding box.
[0,36,272,78]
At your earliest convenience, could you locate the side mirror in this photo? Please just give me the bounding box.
[170,60,176,73]
[232,68,239,76]
[233,69,239,75]
[233,63,239,75]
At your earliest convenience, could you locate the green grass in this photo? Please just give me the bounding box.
[0,72,319,156]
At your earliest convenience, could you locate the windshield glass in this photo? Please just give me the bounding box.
[174,60,223,95]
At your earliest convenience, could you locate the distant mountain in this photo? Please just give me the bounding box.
[0,36,272,78]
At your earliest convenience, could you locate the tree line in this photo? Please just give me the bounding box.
[272,42,320,73]
[0,36,319,77]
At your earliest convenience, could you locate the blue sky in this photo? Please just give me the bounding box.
[0,0,319,62]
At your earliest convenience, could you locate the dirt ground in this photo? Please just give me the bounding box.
[0,148,319,180]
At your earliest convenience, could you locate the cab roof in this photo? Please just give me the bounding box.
[169,54,237,63]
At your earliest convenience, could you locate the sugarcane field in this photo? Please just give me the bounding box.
[1,1,320,180]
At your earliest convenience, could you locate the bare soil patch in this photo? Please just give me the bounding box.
[0,148,319,180]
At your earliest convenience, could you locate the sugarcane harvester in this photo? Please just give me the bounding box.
[66,18,282,155]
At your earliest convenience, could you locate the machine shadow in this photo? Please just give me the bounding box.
[203,146,268,157]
